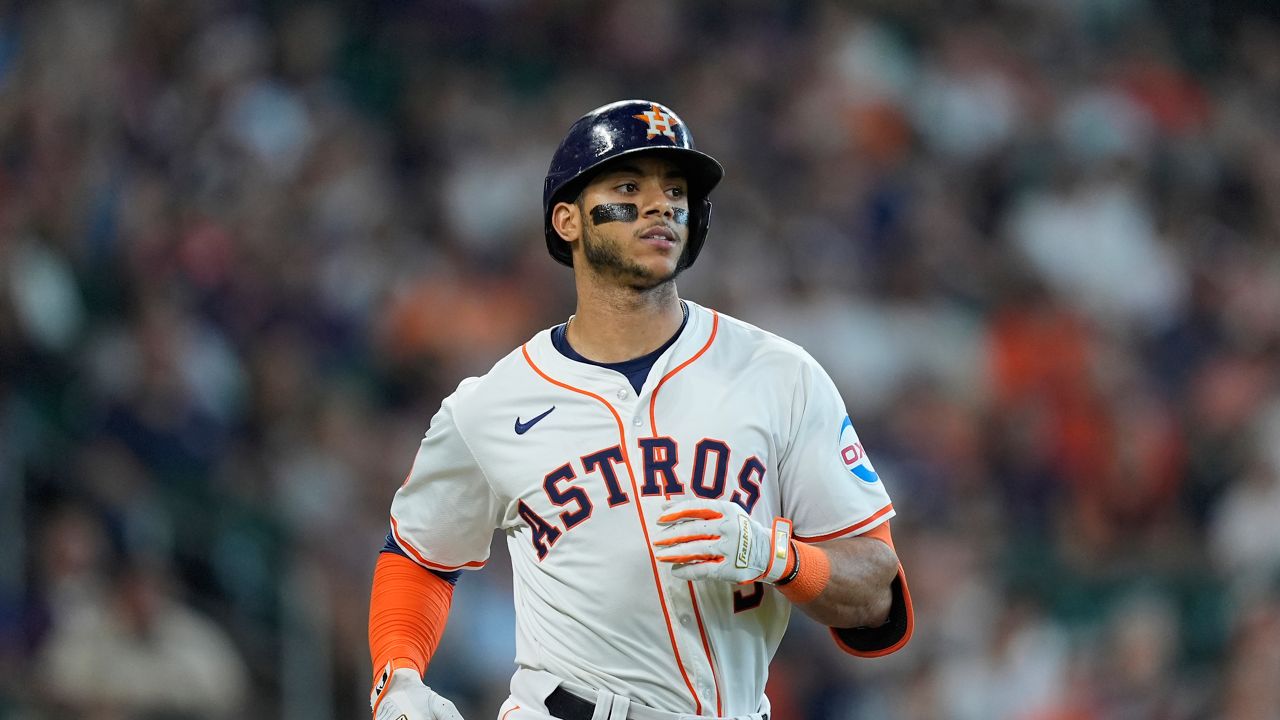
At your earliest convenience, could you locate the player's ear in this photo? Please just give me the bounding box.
[551,200,582,244]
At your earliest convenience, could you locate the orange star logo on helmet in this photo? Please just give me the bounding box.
[633,103,680,141]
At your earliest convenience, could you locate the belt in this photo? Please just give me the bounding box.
[544,687,769,720]
[545,686,599,720]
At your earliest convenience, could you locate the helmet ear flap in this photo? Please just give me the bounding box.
[683,197,713,268]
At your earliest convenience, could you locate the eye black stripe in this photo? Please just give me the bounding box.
[590,203,639,224]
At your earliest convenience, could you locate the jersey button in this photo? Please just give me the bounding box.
[633,417,642,427]
[679,615,691,626]
[616,389,627,400]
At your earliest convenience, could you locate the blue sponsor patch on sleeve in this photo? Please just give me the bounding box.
[838,415,880,484]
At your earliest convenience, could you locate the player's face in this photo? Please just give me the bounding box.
[572,156,692,291]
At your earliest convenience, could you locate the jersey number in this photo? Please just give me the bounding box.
[733,582,764,613]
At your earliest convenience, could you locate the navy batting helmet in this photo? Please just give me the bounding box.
[543,100,724,268]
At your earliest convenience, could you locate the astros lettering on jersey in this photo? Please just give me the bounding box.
[387,302,899,717]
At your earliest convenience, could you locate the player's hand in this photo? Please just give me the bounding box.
[653,498,793,584]
[371,663,464,720]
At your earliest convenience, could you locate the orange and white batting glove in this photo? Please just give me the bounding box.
[653,498,793,584]
[371,662,464,720]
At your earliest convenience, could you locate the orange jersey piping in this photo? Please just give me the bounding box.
[522,344,704,714]
[648,311,720,434]
[793,502,894,543]
[687,583,724,715]
[645,310,722,714]
[389,514,487,571]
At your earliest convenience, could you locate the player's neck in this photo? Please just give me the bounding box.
[567,280,684,364]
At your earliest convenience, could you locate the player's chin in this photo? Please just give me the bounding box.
[627,260,682,290]
[635,245,684,274]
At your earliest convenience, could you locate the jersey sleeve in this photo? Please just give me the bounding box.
[777,355,895,541]
[387,393,504,571]
[778,358,914,656]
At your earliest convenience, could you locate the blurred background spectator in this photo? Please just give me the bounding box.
[2,0,1279,718]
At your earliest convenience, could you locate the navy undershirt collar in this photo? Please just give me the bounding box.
[551,302,689,394]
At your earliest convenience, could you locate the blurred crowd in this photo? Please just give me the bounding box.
[2,0,1280,718]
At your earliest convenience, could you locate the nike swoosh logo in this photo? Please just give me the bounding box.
[514,406,555,435]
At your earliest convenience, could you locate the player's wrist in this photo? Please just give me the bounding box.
[370,656,423,695]
[370,663,464,720]
[776,540,831,603]
[370,660,421,710]
[774,540,801,586]
[752,517,794,585]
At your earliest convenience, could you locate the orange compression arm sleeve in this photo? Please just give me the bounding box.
[859,520,895,551]
[368,552,455,678]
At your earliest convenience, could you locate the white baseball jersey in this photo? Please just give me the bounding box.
[387,300,896,717]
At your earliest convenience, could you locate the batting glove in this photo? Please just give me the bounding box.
[653,498,793,584]
[371,663,464,720]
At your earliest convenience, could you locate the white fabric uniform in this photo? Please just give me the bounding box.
[388,301,895,718]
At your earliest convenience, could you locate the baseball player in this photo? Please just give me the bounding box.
[368,99,913,720]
